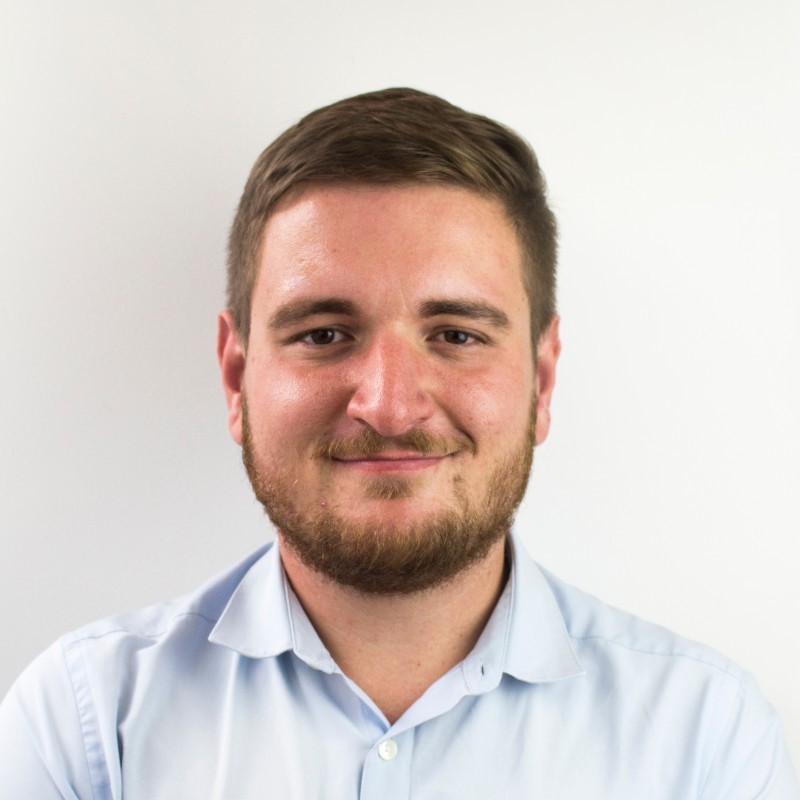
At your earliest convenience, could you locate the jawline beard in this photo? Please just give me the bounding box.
[241,401,536,595]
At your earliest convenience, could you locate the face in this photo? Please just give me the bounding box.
[219,184,560,594]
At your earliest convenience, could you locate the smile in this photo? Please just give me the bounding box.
[331,453,451,473]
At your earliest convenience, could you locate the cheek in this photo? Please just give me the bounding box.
[244,365,347,446]
[447,365,534,441]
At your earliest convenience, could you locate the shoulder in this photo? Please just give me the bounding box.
[53,544,275,698]
[527,564,798,795]
[69,545,272,645]
[9,542,273,711]
[60,544,271,654]
[536,565,792,783]
[0,544,273,796]
[538,564,742,681]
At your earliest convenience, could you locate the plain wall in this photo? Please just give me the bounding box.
[2,0,798,769]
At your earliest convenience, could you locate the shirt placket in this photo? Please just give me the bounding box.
[359,727,415,800]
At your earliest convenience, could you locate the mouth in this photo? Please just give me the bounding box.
[331,452,453,473]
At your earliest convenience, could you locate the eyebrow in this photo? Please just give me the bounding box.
[266,296,512,331]
[267,298,358,330]
[418,299,511,329]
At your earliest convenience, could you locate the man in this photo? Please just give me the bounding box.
[0,88,796,798]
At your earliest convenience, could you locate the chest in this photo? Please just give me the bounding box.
[114,662,705,800]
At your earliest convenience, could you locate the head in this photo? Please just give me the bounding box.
[226,87,557,351]
[219,90,561,595]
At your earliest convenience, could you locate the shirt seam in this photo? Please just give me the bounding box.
[571,634,741,680]
[60,638,109,800]
[63,610,219,646]
[13,677,81,797]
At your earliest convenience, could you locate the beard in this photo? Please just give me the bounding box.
[241,399,536,595]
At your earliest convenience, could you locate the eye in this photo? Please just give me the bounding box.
[302,328,346,346]
[438,329,477,345]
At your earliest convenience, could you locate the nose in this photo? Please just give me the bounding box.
[346,334,436,437]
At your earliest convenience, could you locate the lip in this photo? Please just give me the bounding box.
[332,453,450,473]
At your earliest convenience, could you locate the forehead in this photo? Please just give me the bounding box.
[253,184,528,315]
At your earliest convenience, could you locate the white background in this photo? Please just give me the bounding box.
[1,0,798,770]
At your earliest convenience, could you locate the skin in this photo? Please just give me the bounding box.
[218,184,561,722]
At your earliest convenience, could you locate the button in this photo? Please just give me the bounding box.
[377,738,398,761]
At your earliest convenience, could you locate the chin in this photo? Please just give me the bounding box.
[341,505,447,534]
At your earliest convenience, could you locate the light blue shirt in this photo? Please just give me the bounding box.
[1,533,797,798]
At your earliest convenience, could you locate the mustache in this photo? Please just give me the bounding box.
[312,428,476,460]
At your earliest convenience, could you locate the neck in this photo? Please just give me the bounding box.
[279,535,509,724]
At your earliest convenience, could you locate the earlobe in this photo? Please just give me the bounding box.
[534,315,561,446]
[217,311,246,445]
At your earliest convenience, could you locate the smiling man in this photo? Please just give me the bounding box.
[227,185,542,599]
[1,89,797,798]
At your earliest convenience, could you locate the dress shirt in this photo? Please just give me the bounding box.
[1,532,797,799]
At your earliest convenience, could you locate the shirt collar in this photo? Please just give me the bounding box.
[209,539,340,671]
[209,532,584,684]
[206,540,296,658]
[500,531,585,683]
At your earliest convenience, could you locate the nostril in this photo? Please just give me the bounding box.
[346,390,434,438]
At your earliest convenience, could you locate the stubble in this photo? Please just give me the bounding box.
[241,398,536,595]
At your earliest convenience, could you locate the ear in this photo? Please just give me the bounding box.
[533,315,561,446]
[217,310,246,445]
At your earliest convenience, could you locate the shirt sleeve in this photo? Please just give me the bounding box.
[0,642,98,799]
[699,670,800,799]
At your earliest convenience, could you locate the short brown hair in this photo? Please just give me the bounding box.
[227,88,557,346]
